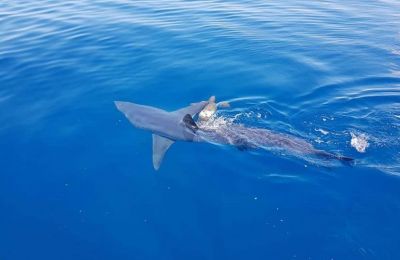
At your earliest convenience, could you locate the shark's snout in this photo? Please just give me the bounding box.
[114,101,126,111]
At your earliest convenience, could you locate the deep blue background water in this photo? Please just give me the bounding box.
[1,1,400,259]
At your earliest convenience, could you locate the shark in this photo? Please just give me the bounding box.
[115,100,353,170]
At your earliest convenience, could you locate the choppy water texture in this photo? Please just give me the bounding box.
[1,1,400,259]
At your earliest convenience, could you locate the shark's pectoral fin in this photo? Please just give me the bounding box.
[152,134,174,170]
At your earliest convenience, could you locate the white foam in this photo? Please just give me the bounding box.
[197,115,233,131]
[314,137,324,144]
[350,132,369,153]
[230,111,265,122]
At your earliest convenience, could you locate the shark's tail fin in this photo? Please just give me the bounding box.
[315,150,354,166]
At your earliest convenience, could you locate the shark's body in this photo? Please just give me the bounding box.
[115,100,352,170]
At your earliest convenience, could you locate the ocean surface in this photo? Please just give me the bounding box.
[1,1,400,259]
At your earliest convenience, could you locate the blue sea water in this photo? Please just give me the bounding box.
[1,0,400,259]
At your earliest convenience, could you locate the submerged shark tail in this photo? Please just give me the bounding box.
[315,150,354,165]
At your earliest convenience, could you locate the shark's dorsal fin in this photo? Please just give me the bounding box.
[174,101,208,116]
[152,134,174,170]
[182,114,199,132]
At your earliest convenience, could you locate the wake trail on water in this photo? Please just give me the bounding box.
[213,98,400,175]
[196,111,353,167]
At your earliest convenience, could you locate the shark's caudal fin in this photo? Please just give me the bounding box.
[152,134,174,170]
[315,150,354,165]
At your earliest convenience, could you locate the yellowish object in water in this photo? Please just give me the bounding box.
[199,96,230,121]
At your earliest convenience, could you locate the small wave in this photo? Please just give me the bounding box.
[315,128,329,135]
[231,111,265,122]
[259,173,307,183]
[223,96,267,104]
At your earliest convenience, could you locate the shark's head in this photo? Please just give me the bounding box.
[115,101,168,130]
[115,100,207,140]
[115,100,208,170]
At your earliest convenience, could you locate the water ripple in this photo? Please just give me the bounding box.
[1,1,400,173]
